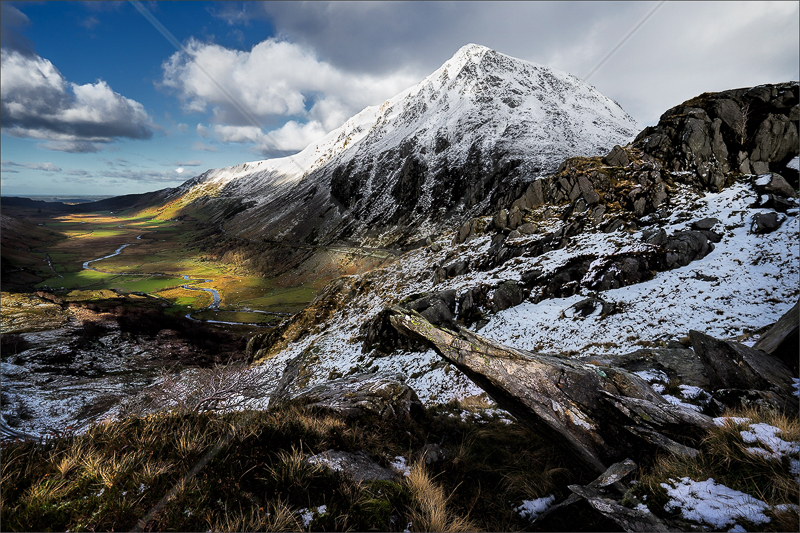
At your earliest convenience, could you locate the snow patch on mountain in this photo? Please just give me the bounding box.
[169,44,637,241]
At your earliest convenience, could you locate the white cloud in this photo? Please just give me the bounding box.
[213,120,328,155]
[161,37,416,153]
[255,2,798,127]
[191,141,217,152]
[175,167,185,174]
[1,160,62,172]
[0,49,156,147]
[196,123,211,137]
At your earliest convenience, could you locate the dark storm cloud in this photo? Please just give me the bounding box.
[250,1,798,126]
[0,3,35,55]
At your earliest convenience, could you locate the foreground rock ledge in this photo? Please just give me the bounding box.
[388,306,713,473]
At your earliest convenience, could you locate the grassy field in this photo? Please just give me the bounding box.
[21,211,319,325]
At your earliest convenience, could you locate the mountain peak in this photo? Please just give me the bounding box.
[177,46,638,247]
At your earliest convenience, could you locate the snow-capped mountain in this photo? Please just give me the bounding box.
[170,44,637,246]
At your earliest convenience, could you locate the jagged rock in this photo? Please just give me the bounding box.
[759,193,798,212]
[750,212,783,234]
[608,347,711,390]
[416,443,448,466]
[752,300,799,375]
[307,450,397,482]
[712,389,795,411]
[752,161,770,174]
[689,330,796,401]
[405,290,457,326]
[364,291,458,353]
[602,218,625,233]
[389,308,714,473]
[491,281,525,312]
[564,297,615,318]
[493,208,509,231]
[691,217,719,231]
[566,461,670,532]
[664,230,713,268]
[603,145,630,167]
[754,173,797,198]
[507,206,524,230]
[454,217,490,244]
[751,113,799,165]
[457,286,488,325]
[289,372,424,420]
[633,83,798,192]
[517,222,538,234]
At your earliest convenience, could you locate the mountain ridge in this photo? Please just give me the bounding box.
[161,44,638,248]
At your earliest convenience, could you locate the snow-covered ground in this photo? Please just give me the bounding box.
[250,178,797,405]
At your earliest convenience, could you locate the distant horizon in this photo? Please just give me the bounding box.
[2,1,797,197]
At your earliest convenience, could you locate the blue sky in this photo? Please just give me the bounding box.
[2,1,798,197]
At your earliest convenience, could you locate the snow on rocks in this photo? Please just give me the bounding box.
[514,495,556,521]
[661,477,772,529]
[740,423,800,459]
[389,456,411,477]
[249,177,797,411]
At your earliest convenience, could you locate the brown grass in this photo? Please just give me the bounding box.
[209,499,302,532]
[634,405,800,531]
[406,463,478,532]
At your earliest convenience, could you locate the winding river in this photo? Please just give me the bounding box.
[81,234,279,326]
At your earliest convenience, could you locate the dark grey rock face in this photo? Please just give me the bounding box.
[754,172,798,198]
[491,281,525,311]
[603,145,631,167]
[750,212,783,233]
[633,83,799,191]
[689,330,796,400]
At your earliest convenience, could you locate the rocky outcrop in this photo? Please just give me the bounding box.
[633,82,799,190]
[752,300,799,375]
[307,450,398,482]
[689,330,797,410]
[388,307,714,473]
[285,372,424,420]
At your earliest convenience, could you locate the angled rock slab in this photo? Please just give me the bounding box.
[388,307,713,473]
[752,300,799,375]
[535,459,671,532]
[690,330,796,398]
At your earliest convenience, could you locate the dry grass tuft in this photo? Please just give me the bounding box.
[406,462,477,532]
[209,499,301,532]
[22,478,70,506]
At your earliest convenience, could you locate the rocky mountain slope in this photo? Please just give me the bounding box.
[245,81,798,411]
[162,44,637,248]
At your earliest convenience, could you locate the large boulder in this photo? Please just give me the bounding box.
[289,373,424,420]
[689,330,796,401]
[389,307,713,474]
[633,83,799,190]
